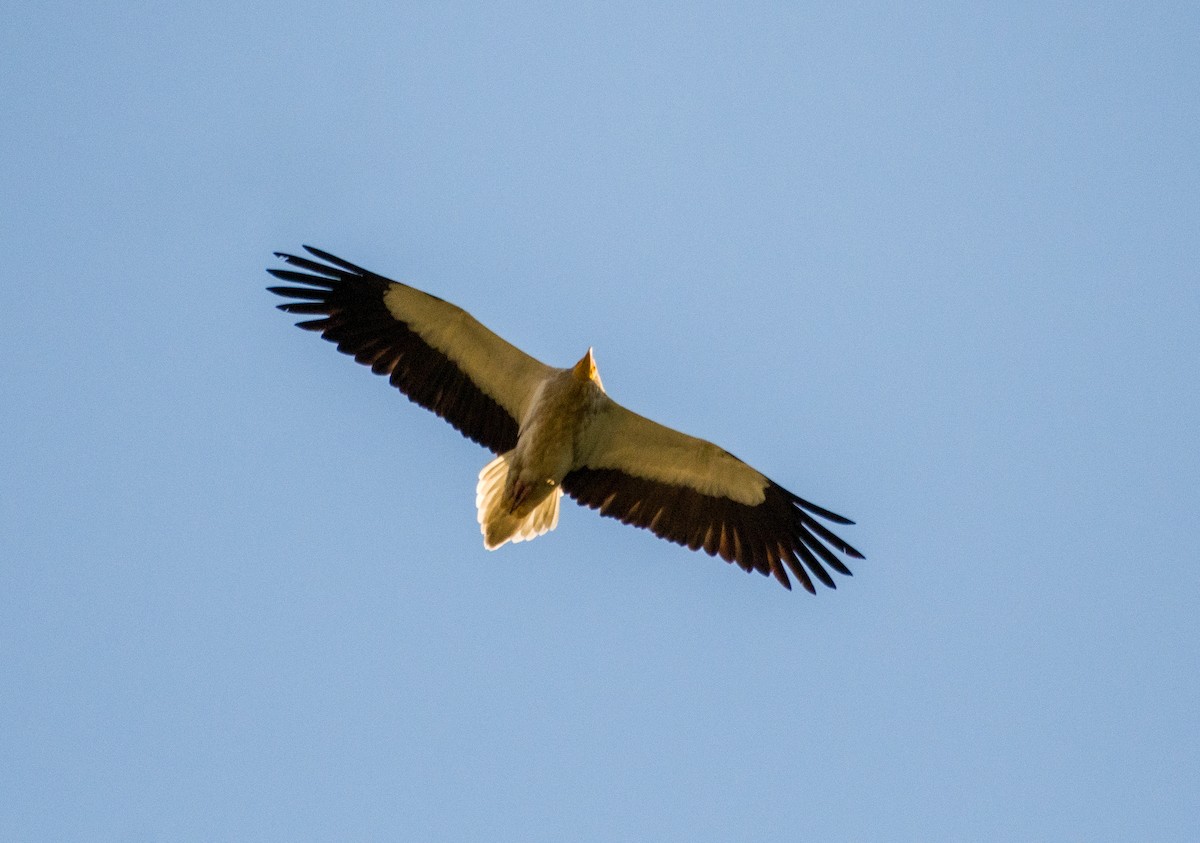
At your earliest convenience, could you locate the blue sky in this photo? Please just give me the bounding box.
[3,1,1198,839]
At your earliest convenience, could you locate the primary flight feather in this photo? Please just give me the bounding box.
[268,246,863,592]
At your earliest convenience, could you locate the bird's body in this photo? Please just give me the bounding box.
[269,246,863,592]
[477,357,603,548]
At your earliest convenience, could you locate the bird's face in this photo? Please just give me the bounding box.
[571,347,604,391]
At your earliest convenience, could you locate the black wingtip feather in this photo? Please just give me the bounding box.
[266,269,338,288]
[302,245,370,275]
[789,491,856,525]
[267,286,327,300]
[772,565,794,590]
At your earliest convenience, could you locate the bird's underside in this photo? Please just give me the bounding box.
[268,246,864,592]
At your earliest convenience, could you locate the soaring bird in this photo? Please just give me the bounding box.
[268,246,863,592]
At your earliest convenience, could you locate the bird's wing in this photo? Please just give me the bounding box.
[563,399,863,592]
[268,246,554,454]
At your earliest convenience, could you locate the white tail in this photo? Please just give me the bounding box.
[475,452,561,550]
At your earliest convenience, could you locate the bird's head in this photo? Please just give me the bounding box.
[572,347,604,391]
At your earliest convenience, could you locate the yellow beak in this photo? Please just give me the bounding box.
[571,347,604,390]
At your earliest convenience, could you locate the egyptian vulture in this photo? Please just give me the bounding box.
[268,246,863,592]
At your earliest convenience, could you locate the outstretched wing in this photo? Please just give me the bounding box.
[268,246,554,454]
[563,400,863,592]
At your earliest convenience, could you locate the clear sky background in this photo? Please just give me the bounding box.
[3,2,1198,839]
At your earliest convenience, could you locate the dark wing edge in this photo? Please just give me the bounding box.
[267,246,519,453]
[560,467,864,593]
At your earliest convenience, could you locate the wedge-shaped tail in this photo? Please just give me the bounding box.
[476,452,561,549]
